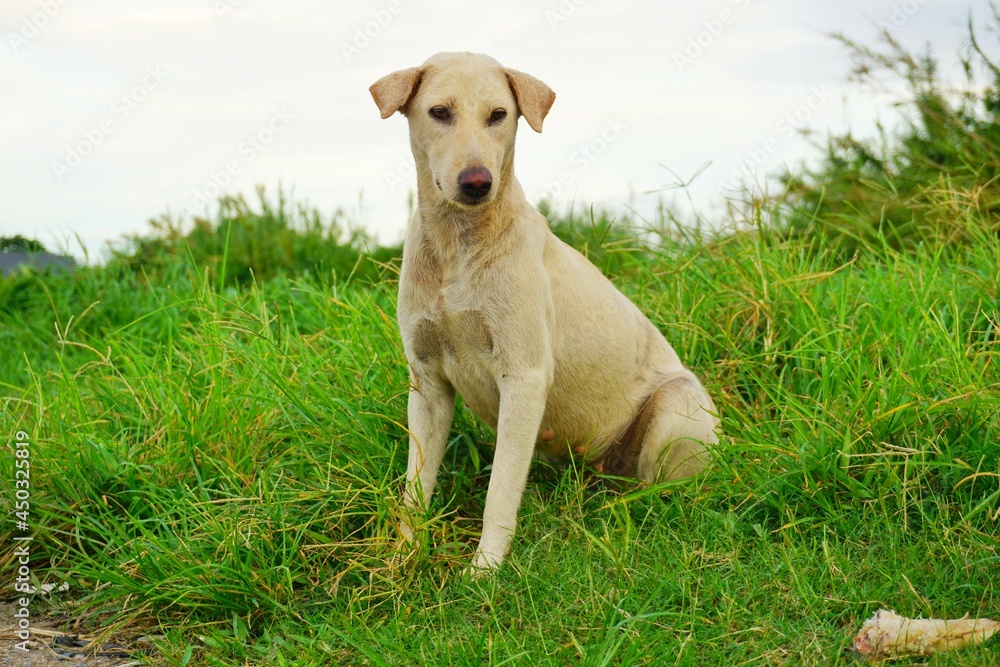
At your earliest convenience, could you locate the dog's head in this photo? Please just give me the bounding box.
[370,52,555,208]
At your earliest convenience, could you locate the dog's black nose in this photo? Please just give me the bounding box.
[458,168,492,199]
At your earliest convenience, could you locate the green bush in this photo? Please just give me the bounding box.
[108,185,401,288]
[0,235,49,253]
[777,14,1000,251]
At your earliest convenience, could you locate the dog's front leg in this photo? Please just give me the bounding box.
[471,371,549,571]
[401,371,455,543]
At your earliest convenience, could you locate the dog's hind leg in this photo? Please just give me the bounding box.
[602,372,718,483]
[637,372,718,482]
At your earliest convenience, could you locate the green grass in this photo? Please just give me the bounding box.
[1,186,998,665]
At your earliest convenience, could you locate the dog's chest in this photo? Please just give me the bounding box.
[407,292,501,423]
[410,307,493,361]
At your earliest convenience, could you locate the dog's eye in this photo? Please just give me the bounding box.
[489,109,507,125]
[429,106,451,121]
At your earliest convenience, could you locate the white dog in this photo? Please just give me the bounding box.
[371,52,719,572]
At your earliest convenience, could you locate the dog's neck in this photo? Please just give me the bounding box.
[413,157,523,264]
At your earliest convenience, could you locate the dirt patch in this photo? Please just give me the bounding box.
[0,601,149,666]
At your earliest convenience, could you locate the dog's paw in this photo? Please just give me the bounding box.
[459,563,495,581]
[388,542,415,573]
[461,548,503,579]
[388,526,421,575]
[397,519,418,545]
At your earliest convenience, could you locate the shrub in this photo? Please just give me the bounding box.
[776,12,1000,251]
[108,185,401,287]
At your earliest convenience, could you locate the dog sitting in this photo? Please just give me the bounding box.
[370,52,719,572]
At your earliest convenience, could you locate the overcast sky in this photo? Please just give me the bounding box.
[1,0,988,261]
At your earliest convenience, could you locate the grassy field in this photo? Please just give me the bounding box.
[2,27,1000,667]
[1,193,998,665]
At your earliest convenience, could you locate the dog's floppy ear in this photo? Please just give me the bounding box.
[505,69,556,133]
[369,67,424,119]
